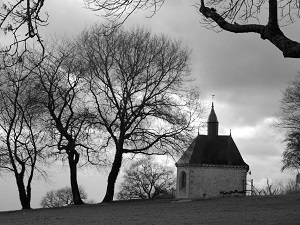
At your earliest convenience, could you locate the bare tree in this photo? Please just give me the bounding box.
[281,132,300,172]
[0,56,49,209]
[0,0,48,64]
[82,1,300,58]
[252,179,282,196]
[84,0,164,25]
[40,186,88,208]
[30,40,103,205]
[276,73,300,172]
[3,1,300,59]
[252,178,300,196]
[0,0,163,49]
[78,25,202,202]
[116,157,175,200]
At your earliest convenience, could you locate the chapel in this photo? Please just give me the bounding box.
[175,103,249,198]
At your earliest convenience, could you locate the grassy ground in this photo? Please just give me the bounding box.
[0,194,300,225]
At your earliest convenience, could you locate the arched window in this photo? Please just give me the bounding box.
[180,171,187,189]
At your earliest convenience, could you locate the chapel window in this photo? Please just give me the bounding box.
[180,171,187,189]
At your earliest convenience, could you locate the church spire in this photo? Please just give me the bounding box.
[207,99,219,140]
[208,102,218,123]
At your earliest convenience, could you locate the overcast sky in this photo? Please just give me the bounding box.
[1,0,300,211]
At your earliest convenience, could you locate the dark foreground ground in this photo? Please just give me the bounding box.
[0,194,300,225]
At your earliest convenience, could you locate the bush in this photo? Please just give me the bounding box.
[40,186,88,208]
[253,178,300,196]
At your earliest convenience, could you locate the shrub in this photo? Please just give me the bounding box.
[40,186,88,208]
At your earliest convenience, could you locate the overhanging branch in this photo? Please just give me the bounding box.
[199,0,300,58]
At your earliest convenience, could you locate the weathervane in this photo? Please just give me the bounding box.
[212,94,215,107]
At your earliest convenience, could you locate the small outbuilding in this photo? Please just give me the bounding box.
[175,103,249,198]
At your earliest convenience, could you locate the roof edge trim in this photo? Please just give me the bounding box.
[175,163,249,170]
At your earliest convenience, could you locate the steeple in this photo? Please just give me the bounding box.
[207,102,219,140]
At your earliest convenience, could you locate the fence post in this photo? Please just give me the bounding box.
[250,179,253,196]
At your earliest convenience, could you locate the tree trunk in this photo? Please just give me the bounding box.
[16,175,31,209]
[68,150,84,205]
[102,148,123,203]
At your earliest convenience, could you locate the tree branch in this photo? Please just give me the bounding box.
[199,0,300,58]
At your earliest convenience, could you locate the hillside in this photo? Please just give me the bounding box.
[0,194,300,225]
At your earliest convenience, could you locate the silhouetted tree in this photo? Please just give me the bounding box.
[85,1,300,58]
[84,0,164,24]
[276,73,300,172]
[281,132,300,172]
[116,157,175,200]
[2,1,300,59]
[40,186,88,208]
[0,56,49,209]
[0,1,48,65]
[30,40,101,205]
[78,25,202,202]
[1,0,160,51]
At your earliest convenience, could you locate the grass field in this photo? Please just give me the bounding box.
[0,194,300,225]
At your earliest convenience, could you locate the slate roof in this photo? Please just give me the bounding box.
[176,102,249,170]
[176,135,249,169]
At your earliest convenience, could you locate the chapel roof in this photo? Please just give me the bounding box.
[176,102,249,170]
[176,135,248,169]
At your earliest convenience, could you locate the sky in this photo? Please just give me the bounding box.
[1,0,300,211]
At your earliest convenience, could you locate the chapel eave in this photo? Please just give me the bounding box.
[175,163,249,171]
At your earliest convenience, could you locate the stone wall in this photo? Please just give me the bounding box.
[176,165,248,199]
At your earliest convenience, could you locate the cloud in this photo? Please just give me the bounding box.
[227,117,295,185]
